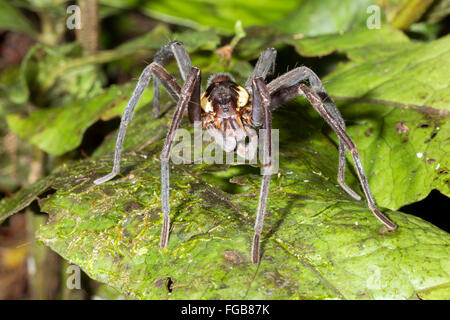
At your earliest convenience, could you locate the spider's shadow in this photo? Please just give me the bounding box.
[276,98,385,187]
[272,100,324,145]
[259,198,299,260]
[326,100,386,175]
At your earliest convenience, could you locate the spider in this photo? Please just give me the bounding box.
[94,41,397,265]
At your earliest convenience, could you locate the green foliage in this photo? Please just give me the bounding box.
[272,0,376,35]
[0,0,449,300]
[0,0,38,37]
[137,0,301,33]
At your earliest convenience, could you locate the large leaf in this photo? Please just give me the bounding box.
[339,102,449,210]
[272,0,375,35]
[6,83,152,156]
[1,101,448,299]
[290,31,450,112]
[139,0,300,33]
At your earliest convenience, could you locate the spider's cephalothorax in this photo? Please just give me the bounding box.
[200,73,255,155]
[94,40,397,265]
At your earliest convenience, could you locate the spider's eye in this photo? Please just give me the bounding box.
[200,92,214,113]
[236,86,249,107]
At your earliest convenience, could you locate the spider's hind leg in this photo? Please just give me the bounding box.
[267,67,361,200]
[338,140,362,201]
[266,67,396,230]
[297,83,397,231]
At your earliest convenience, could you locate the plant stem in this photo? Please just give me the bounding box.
[391,0,434,30]
[77,0,99,53]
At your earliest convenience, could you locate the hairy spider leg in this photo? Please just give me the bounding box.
[267,66,362,201]
[251,77,273,265]
[94,40,201,250]
[245,48,277,95]
[296,84,397,229]
[93,62,181,186]
[153,41,193,118]
[297,84,396,230]
[160,67,201,248]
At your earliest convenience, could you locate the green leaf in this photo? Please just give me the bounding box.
[1,102,447,299]
[6,83,153,156]
[10,25,170,106]
[139,0,300,33]
[0,175,53,222]
[13,42,104,106]
[338,102,449,210]
[121,0,434,35]
[272,0,376,35]
[287,26,411,59]
[309,34,450,112]
[1,26,166,155]
[0,0,38,37]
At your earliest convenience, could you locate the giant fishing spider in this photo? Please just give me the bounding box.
[94,41,397,264]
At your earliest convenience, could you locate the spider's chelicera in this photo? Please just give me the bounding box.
[94,41,397,264]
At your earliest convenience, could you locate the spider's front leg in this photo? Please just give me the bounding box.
[93,62,181,186]
[153,41,193,118]
[94,60,201,249]
[244,47,276,95]
[251,77,274,265]
[160,66,201,248]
